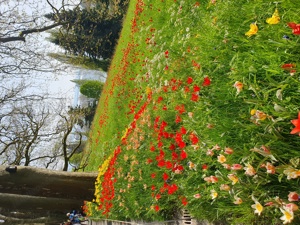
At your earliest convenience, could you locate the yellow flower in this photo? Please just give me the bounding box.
[121,127,129,140]
[280,207,294,224]
[210,189,218,199]
[146,86,152,94]
[250,109,257,116]
[266,9,280,25]
[245,22,258,37]
[251,198,263,216]
[227,173,239,185]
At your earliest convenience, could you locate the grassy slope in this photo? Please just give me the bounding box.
[84,0,300,224]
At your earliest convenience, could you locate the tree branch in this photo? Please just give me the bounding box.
[0,22,62,43]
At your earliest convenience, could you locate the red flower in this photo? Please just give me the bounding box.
[154,205,160,211]
[151,185,156,191]
[168,184,178,195]
[165,161,173,169]
[178,141,186,149]
[162,172,169,181]
[291,112,300,135]
[172,152,178,160]
[175,115,182,123]
[191,93,199,102]
[181,196,188,206]
[180,126,187,134]
[175,164,184,171]
[192,60,200,69]
[281,63,296,70]
[193,85,201,92]
[202,164,208,170]
[202,77,211,86]
[175,104,186,114]
[189,132,199,144]
[147,158,153,164]
[187,77,193,84]
[175,132,183,143]
[160,121,168,131]
[184,86,190,93]
[288,22,300,35]
[180,150,187,160]
[157,141,163,148]
[163,132,171,138]
[155,194,161,200]
[158,160,166,167]
[169,143,176,151]
[151,173,156,179]
[165,50,169,58]
[157,96,163,103]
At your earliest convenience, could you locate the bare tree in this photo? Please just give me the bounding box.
[0,0,82,77]
[0,97,60,166]
[56,105,88,171]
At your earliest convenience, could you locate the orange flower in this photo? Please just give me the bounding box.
[233,81,243,94]
[290,112,300,135]
[288,192,299,202]
[204,175,218,183]
[233,196,243,205]
[285,203,299,212]
[217,154,227,163]
[224,147,234,155]
[284,167,300,180]
[220,184,231,191]
[227,174,239,185]
[265,162,276,174]
[231,164,243,170]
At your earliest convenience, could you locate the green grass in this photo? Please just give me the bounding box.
[83,0,300,224]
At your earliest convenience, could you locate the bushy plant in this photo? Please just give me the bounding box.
[80,80,104,99]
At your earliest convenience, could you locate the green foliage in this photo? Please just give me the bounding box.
[46,0,129,60]
[80,80,104,99]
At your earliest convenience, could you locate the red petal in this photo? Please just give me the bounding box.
[288,22,297,29]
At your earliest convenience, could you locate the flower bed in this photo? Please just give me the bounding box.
[84,0,300,224]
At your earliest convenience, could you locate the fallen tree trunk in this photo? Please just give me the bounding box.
[0,165,97,199]
[0,165,98,224]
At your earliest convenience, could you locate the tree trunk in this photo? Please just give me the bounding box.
[0,165,97,224]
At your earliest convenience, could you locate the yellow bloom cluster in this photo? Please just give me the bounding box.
[94,154,114,204]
